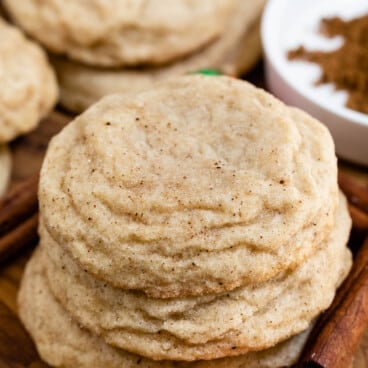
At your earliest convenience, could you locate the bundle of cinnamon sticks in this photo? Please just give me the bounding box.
[0,171,367,368]
[0,174,39,264]
[299,171,368,368]
[338,172,368,232]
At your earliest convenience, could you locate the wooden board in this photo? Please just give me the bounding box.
[1,67,368,367]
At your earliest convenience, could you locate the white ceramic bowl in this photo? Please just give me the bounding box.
[261,0,368,166]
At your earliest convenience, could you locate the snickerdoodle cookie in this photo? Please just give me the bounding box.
[41,192,351,361]
[0,19,58,143]
[39,76,339,299]
[4,0,235,67]
[18,248,312,368]
[51,0,265,112]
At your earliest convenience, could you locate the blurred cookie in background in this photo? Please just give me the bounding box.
[4,0,265,113]
[0,19,58,143]
[3,0,236,67]
[0,19,58,195]
[52,0,264,112]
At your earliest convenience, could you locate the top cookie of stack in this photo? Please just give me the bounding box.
[3,0,266,112]
[39,75,339,298]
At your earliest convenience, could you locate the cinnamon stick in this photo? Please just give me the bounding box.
[0,175,39,264]
[339,171,368,214]
[0,213,39,264]
[0,174,39,236]
[299,236,368,368]
[348,203,368,231]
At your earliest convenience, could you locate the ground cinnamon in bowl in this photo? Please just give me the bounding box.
[288,14,368,114]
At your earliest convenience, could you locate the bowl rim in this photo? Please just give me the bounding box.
[261,0,368,128]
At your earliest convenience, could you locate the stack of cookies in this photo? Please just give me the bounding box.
[19,76,352,367]
[0,18,57,196]
[3,0,266,113]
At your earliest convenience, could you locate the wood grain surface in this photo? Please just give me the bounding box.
[0,66,368,367]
